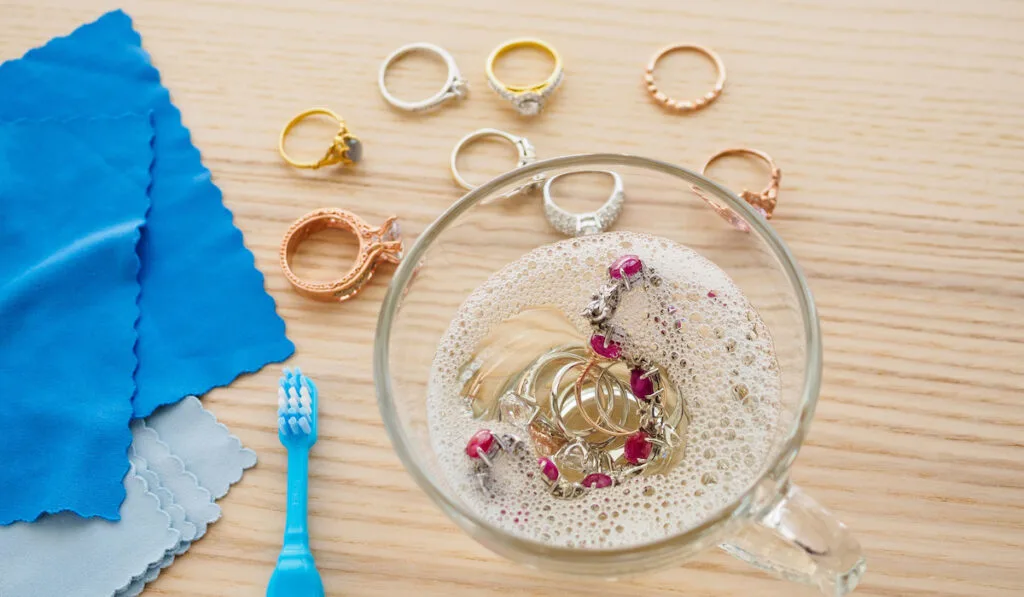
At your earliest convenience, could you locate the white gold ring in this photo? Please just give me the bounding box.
[543,171,625,236]
[379,43,468,112]
[450,128,543,199]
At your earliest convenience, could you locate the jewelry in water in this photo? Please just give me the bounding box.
[426,231,782,549]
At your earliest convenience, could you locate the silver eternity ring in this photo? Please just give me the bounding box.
[378,42,468,112]
[543,171,625,236]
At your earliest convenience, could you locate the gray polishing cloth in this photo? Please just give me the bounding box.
[0,467,180,597]
[115,402,257,597]
[146,396,258,499]
[0,399,258,597]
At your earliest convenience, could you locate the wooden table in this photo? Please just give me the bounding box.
[3,1,1022,595]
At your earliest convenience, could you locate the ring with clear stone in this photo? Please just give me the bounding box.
[378,42,468,112]
[449,128,544,200]
[279,208,403,302]
[485,38,563,116]
[542,171,625,237]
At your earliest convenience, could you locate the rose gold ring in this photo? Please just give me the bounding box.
[701,147,780,219]
[280,208,403,302]
[644,44,725,113]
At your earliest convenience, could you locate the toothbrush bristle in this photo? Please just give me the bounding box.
[277,370,315,437]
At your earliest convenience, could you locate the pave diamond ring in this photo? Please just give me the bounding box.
[379,42,468,112]
[542,171,625,237]
[486,38,563,116]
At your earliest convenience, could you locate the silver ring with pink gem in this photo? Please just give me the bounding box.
[464,253,688,499]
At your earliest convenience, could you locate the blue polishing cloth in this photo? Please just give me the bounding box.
[0,9,295,420]
[0,115,153,524]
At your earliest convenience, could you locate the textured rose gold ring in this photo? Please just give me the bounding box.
[280,208,403,302]
[702,147,780,219]
[644,44,725,113]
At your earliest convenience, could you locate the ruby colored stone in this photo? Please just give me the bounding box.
[630,368,655,400]
[465,429,494,458]
[581,473,614,489]
[624,431,653,464]
[707,290,717,298]
[608,254,643,279]
[538,458,559,481]
[590,334,622,359]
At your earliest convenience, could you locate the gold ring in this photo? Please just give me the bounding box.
[644,44,726,113]
[278,108,363,169]
[486,38,563,116]
[280,208,402,302]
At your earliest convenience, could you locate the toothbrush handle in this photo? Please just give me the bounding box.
[283,446,311,552]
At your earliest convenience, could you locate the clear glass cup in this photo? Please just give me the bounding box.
[374,154,866,596]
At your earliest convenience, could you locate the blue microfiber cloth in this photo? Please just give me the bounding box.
[0,9,295,420]
[0,114,153,524]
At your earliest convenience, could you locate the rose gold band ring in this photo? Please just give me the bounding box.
[644,44,725,113]
[280,208,403,302]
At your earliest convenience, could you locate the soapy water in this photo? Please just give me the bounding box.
[427,232,780,549]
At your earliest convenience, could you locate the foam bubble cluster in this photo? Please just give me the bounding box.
[427,232,781,549]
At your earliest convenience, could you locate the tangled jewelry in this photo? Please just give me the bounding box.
[464,254,687,499]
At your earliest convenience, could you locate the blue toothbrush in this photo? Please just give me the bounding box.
[267,368,325,597]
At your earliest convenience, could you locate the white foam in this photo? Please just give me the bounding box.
[427,232,781,549]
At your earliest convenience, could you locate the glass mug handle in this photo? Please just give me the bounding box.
[720,482,867,596]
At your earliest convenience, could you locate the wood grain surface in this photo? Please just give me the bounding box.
[2,0,1022,595]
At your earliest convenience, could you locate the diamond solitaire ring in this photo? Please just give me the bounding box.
[449,128,543,200]
[485,38,563,116]
[378,42,468,112]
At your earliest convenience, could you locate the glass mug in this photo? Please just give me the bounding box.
[374,154,866,596]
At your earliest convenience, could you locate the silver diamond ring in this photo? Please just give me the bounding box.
[543,171,625,236]
[449,128,543,200]
[378,42,468,112]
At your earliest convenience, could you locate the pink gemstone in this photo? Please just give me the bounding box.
[590,334,622,359]
[538,458,559,481]
[608,255,643,279]
[624,431,653,464]
[707,290,717,298]
[465,429,494,458]
[581,473,614,489]
[630,368,655,400]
